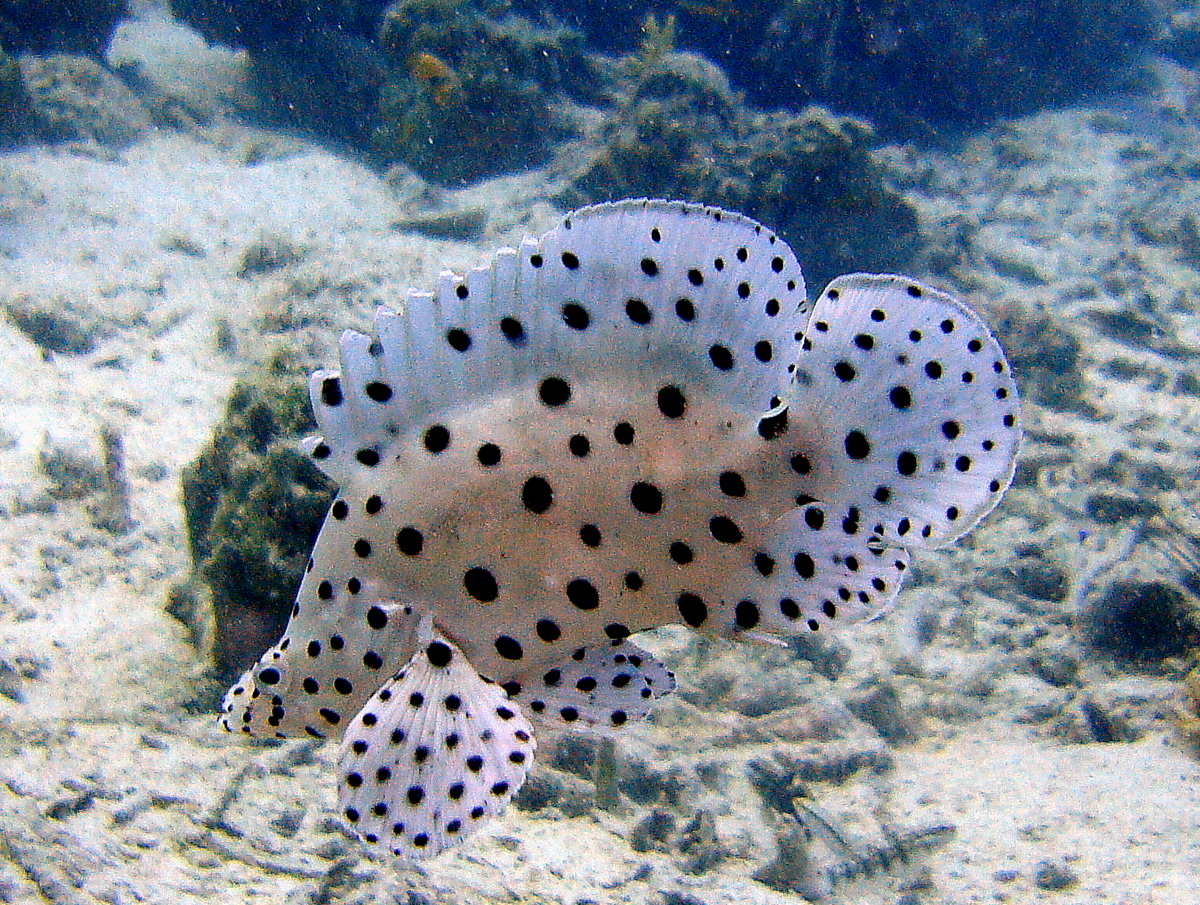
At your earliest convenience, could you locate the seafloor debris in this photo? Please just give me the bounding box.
[235,235,304,278]
[1171,666,1200,758]
[754,786,954,900]
[6,300,96,355]
[36,426,134,534]
[90,423,133,535]
[560,52,919,289]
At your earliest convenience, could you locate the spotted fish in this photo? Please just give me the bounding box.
[220,199,1021,858]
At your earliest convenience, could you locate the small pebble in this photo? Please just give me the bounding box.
[269,807,304,837]
[630,809,676,853]
[5,304,95,355]
[139,734,168,750]
[1033,859,1078,890]
[45,791,94,820]
[661,893,708,905]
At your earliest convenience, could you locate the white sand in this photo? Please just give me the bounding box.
[891,731,1200,904]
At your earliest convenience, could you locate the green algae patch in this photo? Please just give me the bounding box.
[181,353,333,680]
[372,1,590,185]
[561,51,919,290]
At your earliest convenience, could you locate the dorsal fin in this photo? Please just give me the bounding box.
[787,273,1021,549]
[301,200,810,482]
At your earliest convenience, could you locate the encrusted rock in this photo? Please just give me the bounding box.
[19,54,153,147]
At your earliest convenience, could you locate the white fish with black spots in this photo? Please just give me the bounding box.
[220,199,1021,858]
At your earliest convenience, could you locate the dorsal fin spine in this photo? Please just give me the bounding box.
[375,308,410,409]
[303,200,810,480]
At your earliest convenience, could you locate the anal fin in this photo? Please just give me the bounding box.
[337,626,535,859]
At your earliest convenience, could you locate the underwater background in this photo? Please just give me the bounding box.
[0,0,1198,901]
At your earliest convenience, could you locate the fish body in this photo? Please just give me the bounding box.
[220,199,1020,858]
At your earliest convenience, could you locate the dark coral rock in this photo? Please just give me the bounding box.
[745,753,807,815]
[181,356,333,679]
[1007,552,1069,603]
[0,47,37,145]
[1081,580,1200,664]
[1033,859,1078,891]
[392,206,489,241]
[844,677,913,742]
[747,0,1154,135]
[767,740,892,784]
[5,302,95,355]
[38,438,106,500]
[236,236,304,278]
[738,110,920,287]
[520,0,1153,135]
[562,51,918,289]
[752,825,824,897]
[1084,493,1160,525]
[1028,650,1079,688]
[618,753,690,806]
[560,53,741,206]
[372,2,589,184]
[0,0,128,57]
[677,809,726,875]
[547,731,599,778]
[379,0,597,99]
[173,0,594,179]
[171,0,390,142]
[630,809,676,853]
[983,301,1093,416]
[789,631,849,680]
[374,59,558,185]
[19,54,153,147]
[512,766,596,816]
